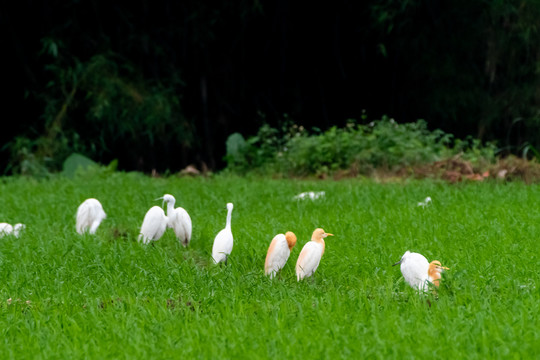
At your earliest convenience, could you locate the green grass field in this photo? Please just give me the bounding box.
[0,173,539,358]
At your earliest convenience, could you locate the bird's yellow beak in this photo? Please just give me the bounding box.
[325,233,334,237]
[442,266,449,270]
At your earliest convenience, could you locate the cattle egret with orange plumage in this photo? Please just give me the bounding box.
[392,250,449,292]
[265,231,297,278]
[295,228,334,281]
[76,198,107,234]
[212,203,234,264]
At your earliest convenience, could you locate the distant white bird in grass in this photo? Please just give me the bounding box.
[294,191,325,200]
[417,197,432,207]
[212,203,234,264]
[0,223,13,237]
[392,250,449,292]
[76,198,107,234]
[138,205,168,244]
[162,194,192,247]
[296,228,334,281]
[265,231,297,278]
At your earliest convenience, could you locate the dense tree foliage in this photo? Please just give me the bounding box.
[2,0,540,174]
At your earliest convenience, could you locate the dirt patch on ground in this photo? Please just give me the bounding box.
[330,155,540,183]
[404,155,540,183]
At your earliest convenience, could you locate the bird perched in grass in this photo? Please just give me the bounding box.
[393,250,449,292]
[417,197,432,207]
[265,231,297,278]
[295,228,334,281]
[162,194,192,247]
[76,198,107,234]
[138,205,168,244]
[212,203,234,264]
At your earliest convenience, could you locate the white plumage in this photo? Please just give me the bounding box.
[0,223,13,237]
[417,196,432,207]
[212,203,234,264]
[294,191,325,200]
[162,194,192,247]
[13,223,25,238]
[393,251,430,291]
[295,228,333,281]
[265,232,297,278]
[138,206,168,244]
[76,198,107,234]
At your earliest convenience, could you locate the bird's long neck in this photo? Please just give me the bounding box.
[166,201,175,216]
[225,208,232,230]
[312,237,325,256]
[428,264,441,286]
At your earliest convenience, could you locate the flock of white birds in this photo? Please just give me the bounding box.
[3,193,448,290]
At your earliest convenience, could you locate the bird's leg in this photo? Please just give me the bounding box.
[225,256,228,266]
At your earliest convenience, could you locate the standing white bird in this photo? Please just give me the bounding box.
[417,197,432,207]
[138,206,168,244]
[295,228,334,281]
[392,250,449,292]
[0,223,13,237]
[162,194,192,247]
[265,231,297,278]
[212,203,234,264]
[76,198,107,234]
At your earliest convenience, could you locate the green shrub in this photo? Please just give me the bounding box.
[225,117,497,176]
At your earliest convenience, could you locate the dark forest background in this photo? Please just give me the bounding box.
[2,0,540,174]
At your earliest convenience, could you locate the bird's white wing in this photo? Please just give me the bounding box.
[13,224,25,238]
[139,206,168,244]
[169,207,192,246]
[265,235,290,276]
[76,201,92,234]
[0,223,13,237]
[76,199,106,234]
[401,253,429,290]
[88,200,106,234]
[212,228,233,263]
[296,241,323,280]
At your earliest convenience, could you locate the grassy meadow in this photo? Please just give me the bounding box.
[0,173,539,358]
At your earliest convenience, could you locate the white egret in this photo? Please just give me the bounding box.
[0,223,13,237]
[162,194,192,247]
[211,203,234,264]
[138,205,168,244]
[265,231,297,278]
[392,250,449,292]
[417,197,432,207]
[295,228,334,281]
[76,198,107,234]
[294,191,325,200]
